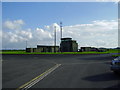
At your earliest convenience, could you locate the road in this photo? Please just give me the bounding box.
[2,54,120,89]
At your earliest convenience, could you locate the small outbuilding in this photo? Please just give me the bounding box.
[26,45,59,52]
[37,45,59,52]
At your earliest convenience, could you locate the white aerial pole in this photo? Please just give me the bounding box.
[60,22,62,39]
[54,26,56,52]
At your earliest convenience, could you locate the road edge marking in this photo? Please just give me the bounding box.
[16,64,61,90]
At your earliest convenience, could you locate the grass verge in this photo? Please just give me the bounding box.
[0,49,119,55]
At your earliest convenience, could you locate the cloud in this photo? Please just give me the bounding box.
[63,20,118,47]
[44,23,60,32]
[16,29,33,40]
[2,19,118,49]
[34,28,52,40]
[3,19,24,30]
[2,20,33,42]
[2,20,55,48]
[2,30,32,43]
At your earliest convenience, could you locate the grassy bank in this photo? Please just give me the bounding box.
[0,51,108,54]
[0,49,119,55]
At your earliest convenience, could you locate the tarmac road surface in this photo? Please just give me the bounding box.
[2,54,120,89]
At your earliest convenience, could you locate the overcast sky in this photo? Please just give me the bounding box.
[2,2,118,49]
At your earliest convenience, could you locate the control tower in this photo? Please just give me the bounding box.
[60,38,78,52]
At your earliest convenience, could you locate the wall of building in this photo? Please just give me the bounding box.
[80,47,106,52]
[72,41,78,52]
[37,46,59,52]
[26,46,59,53]
[26,48,34,52]
[60,41,72,52]
[60,38,78,52]
[81,47,91,52]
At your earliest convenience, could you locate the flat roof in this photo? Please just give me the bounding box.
[37,45,59,47]
[61,37,72,40]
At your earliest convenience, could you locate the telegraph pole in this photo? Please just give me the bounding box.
[54,26,56,52]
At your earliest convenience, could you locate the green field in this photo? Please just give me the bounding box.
[0,49,119,55]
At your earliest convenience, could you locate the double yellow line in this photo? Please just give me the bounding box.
[16,64,61,90]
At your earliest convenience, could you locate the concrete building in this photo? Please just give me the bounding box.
[80,47,106,52]
[80,47,92,52]
[37,45,59,52]
[26,48,37,53]
[60,38,78,52]
[98,48,107,52]
[26,45,59,52]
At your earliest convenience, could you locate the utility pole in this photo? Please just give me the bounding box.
[60,22,62,39]
[54,26,56,52]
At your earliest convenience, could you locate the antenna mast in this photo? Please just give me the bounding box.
[54,26,56,52]
[60,22,62,39]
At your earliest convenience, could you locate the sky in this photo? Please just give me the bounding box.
[1,0,120,2]
[2,2,118,49]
